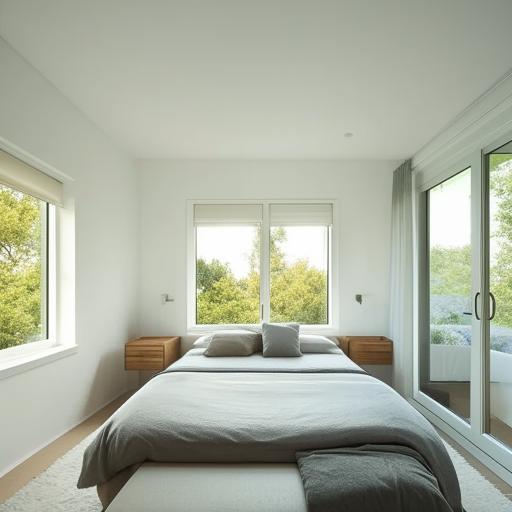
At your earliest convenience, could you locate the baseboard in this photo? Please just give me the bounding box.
[0,386,131,478]
[411,398,512,487]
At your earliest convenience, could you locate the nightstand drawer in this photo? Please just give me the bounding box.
[125,336,180,371]
[125,349,164,370]
[337,336,393,365]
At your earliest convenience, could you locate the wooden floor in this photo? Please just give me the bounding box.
[0,390,511,504]
[0,392,132,503]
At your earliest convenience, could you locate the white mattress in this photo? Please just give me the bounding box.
[106,463,307,512]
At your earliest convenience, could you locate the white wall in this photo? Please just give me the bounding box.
[0,37,397,476]
[0,39,138,475]
[137,159,397,350]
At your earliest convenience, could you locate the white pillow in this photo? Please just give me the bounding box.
[192,334,212,348]
[299,335,341,354]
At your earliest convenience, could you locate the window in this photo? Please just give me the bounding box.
[191,201,333,328]
[0,149,62,356]
[0,185,49,349]
[269,204,330,324]
[196,224,261,324]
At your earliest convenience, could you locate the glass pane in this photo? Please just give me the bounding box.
[488,147,512,448]
[270,226,328,324]
[196,225,260,324]
[420,168,472,422]
[0,184,47,349]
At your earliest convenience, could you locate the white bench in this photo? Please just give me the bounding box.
[106,463,308,512]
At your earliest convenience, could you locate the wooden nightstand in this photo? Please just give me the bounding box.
[125,336,181,371]
[337,336,393,365]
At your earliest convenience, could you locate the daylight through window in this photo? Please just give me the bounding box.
[0,149,62,354]
[0,184,49,350]
[193,202,332,326]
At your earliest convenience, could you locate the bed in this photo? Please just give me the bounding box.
[78,342,463,512]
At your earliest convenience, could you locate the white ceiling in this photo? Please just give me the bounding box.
[1,0,512,160]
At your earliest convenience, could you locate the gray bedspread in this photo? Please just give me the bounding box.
[77,351,462,512]
[297,445,453,512]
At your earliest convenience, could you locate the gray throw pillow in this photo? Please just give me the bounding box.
[262,323,302,357]
[204,330,262,357]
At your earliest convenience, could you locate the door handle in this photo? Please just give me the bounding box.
[490,292,496,321]
[474,292,481,320]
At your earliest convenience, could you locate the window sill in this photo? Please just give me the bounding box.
[187,325,339,336]
[0,344,78,380]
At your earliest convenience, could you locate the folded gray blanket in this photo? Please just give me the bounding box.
[297,444,454,512]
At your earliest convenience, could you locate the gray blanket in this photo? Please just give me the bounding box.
[77,352,462,512]
[297,445,453,512]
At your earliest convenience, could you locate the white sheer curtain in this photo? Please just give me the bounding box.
[389,159,413,397]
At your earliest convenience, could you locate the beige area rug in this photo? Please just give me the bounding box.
[0,433,510,511]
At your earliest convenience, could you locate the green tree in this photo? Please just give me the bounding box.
[430,245,471,296]
[269,227,327,324]
[0,185,43,349]
[196,255,260,324]
[196,227,328,325]
[270,259,327,323]
[196,258,231,293]
[490,155,512,327]
[197,274,259,324]
[431,156,512,329]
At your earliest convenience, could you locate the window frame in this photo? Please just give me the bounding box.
[0,195,58,362]
[187,199,338,334]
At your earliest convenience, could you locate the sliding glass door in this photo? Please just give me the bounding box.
[486,141,512,450]
[415,134,512,475]
[419,168,473,423]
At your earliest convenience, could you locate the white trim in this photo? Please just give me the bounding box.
[413,69,512,173]
[0,135,74,184]
[48,205,57,343]
[411,398,512,487]
[0,344,77,381]
[186,201,196,330]
[187,325,339,336]
[483,129,512,155]
[415,151,474,192]
[0,386,127,478]
[186,198,338,332]
[261,203,270,322]
[0,149,63,206]
[471,149,485,441]
[411,172,419,401]
[0,338,57,361]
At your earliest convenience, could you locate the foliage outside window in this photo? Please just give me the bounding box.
[194,203,331,326]
[429,156,512,354]
[269,226,328,324]
[196,225,260,324]
[0,184,48,350]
